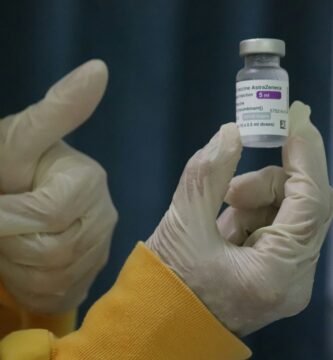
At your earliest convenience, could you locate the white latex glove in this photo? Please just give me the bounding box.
[147,101,333,336]
[0,60,118,313]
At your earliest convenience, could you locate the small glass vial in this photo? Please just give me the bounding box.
[236,38,289,148]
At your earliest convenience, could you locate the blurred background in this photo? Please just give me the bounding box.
[0,1,332,358]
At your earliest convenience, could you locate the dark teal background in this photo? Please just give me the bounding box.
[0,1,332,358]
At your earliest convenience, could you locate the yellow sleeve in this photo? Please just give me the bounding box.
[0,280,76,339]
[0,243,252,360]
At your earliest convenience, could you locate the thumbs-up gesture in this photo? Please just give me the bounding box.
[0,60,117,313]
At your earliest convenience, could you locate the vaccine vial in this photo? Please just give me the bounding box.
[236,38,289,148]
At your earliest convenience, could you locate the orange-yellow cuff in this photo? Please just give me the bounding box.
[0,242,252,360]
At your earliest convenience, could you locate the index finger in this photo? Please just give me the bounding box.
[242,102,333,260]
[284,101,329,189]
[275,101,331,227]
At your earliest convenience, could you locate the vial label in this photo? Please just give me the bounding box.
[236,80,289,136]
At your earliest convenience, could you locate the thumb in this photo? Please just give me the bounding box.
[1,59,108,160]
[173,123,242,226]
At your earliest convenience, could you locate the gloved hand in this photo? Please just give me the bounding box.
[0,60,118,313]
[147,101,333,336]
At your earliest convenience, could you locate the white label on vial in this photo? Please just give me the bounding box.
[236,80,289,136]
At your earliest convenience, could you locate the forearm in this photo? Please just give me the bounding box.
[0,281,76,339]
[0,243,251,360]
